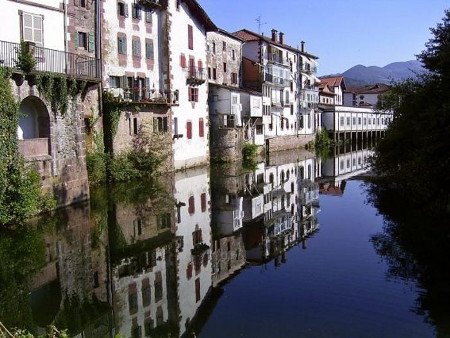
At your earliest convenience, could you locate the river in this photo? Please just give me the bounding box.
[0,147,445,337]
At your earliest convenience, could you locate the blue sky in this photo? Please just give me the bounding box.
[197,0,449,75]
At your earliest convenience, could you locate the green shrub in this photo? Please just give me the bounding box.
[314,129,333,159]
[86,152,107,185]
[15,41,36,74]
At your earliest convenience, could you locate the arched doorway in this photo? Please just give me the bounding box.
[18,96,51,157]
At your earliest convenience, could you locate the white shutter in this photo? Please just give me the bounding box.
[33,15,43,46]
[23,13,33,42]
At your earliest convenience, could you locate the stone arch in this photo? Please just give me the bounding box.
[18,96,52,157]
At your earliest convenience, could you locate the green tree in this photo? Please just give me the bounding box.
[374,9,450,211]
[0,68,46,226]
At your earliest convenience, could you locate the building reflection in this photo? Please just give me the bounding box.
[319,148,374,196]
[24,150,335,337]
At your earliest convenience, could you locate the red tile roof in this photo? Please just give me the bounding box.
[345,83,391,94]
[319,76,346,88]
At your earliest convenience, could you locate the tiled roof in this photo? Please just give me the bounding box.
[232,29,319,60]
[319,76,346,88]
[319,84,336,96]
[345,83,391,94]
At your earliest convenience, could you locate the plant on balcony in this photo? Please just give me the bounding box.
[15,41,36,75]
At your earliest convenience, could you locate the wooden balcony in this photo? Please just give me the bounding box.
[137,0,167,9]
[0,40,100,81]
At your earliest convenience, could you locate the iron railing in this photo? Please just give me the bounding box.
[185,66,206,84]
[264,73,290,87]
[105,87,179,105]
[0,40,100,80]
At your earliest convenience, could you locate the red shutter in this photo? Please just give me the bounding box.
[188,195,195,214]
[195,278,200,302]
[188,24,193,50]
[199,118,204,137]
[197,60,203,71]
[201,193,206,212]
[180,54,186,68]
[186,121,192,139]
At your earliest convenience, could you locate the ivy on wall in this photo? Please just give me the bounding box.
[36,72,86,114]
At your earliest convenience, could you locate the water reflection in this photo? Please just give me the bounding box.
[2,144,444,337]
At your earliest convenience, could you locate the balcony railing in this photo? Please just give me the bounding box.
[106,87,179,105]
[264,73,290,87]
[0,40,100,80]
[185,66,206,85]
[300,64,317,74]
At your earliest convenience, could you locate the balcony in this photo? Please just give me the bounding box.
[106,87,179,106]
[0,40,100,81]
[264,73,290,87]
[267,54,289,67]
[185,66,206,85]
[300,64,317,74]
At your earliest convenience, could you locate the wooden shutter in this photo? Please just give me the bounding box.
[146,40,154,59]
[88,32,95,52]
[188,24,193,50]
[188,196,195,214]
[186,121,192,139]
[124,3,129,17]
[180,54,186,68]
[73,32,79,49]
[201,193,206,212]
[199,118,204,137]
[173,117,178,135]
[197,60,203,71]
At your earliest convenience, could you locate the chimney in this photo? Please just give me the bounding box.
[300,41,305,52]
[271,29,278,42]
[279,32,284,45]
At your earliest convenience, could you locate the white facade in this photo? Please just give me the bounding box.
[322,106,393,132]
[1,0,65,50]
[169,0,211,169]
[174,167,212,335]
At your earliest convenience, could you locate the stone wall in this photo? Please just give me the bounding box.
[210,127,244,163]
[12,77,93,207]
[266,134,314,153]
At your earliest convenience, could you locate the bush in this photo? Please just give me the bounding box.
[86,152,107,185]
[314,129,333,159]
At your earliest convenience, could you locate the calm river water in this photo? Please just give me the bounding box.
[0,147,446,337]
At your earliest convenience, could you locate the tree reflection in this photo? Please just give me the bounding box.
[367,181,450,336]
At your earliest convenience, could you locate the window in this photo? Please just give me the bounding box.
[128,284,138,314]
[22,12,43,46]
[252,98,260,108]
[188,196,195,214]
[347,117,350,126]
[117,2,127,16]
[157,213,171,229]
[77,32,87,49]
[186,121,192,139]
[188,24,193,50]
[132,117,139,135]
[212,68,217,80]
[212,42,216,54]
[80,0,86,7]
[340,116,344,126]
[195,279,201,302]
[132,4,142,19]
[109,76,120,88]
[145,10,152,23]
[153,117,168,133]
[208,67,211,79]
[232,49,235,60]
[145,40,154,59]
[223,62,227,72]
[231,72,237,84]
[142,279,151,307]
[132,38,141,57]
[358,117,362,125]
[199,118,204,137]
[176,0,180,10]
[189,87,198,102]
[118,36,127,54]
[222,41,226,51]
[201,193,206,212]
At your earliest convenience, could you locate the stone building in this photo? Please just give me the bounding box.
[101,0,175,170]
[0,0,101,206]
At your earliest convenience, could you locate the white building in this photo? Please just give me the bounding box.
[168,0,216,170]
[319,76,346,106]
[174,167,212,335]
[321,106,393,133]
[234,29,320,148]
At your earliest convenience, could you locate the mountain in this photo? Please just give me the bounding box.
[340,60,426,85]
